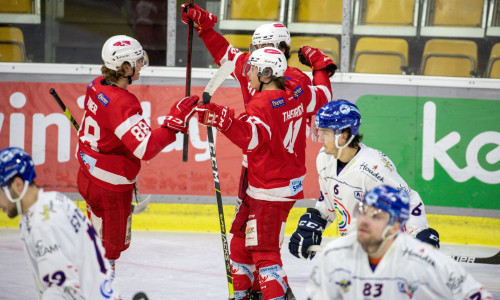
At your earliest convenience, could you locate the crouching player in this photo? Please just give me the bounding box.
[307,185,492,300]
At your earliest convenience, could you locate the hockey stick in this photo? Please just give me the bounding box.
[450,251,500,265]
[182,0,194,162]
[49,88,148,215]
[49,88,80,131]
[201,60,236,299]
[307,245,500,265]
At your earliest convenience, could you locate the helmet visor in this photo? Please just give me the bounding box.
[138,50,149,68]
[311,121,343,143]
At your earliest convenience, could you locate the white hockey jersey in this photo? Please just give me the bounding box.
[315,144,429,236]
[307,233,492,300]
[19,189,120,300]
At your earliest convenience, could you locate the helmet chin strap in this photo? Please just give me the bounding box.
[257,75,272,92]
[334,134,355,160]
[370,224,399,256]
[127,67,135,85]
[2,181,30,216]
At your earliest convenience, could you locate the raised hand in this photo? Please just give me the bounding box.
[298,46,337,77]
[181,3,217,34]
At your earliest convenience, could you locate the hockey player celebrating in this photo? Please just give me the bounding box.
[289,100,440,260]
[77,35,199,272]
[193,47,332,300]
[0,147,121,299]
[180,4,335,297]
[306,184,492,299]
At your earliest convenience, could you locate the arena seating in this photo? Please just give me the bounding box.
[0,27,26,62]
[351,37,409,74]
[419,39,478,77]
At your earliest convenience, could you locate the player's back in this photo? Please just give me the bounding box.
[80,76,141,155]
[20,190,119,299]
[245,79,310,199]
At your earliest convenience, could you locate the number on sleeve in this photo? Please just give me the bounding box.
[42,271,66,287]
[411,202,423,216]
[130,121,150,142]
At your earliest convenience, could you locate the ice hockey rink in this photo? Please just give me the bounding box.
[1,229,499,300]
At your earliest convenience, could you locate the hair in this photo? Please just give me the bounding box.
[101,62,130,82]
[279,41,291,60]
[344,128,364,149]
[271,75,287,90]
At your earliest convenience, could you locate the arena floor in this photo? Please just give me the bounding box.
[1,229,498,299]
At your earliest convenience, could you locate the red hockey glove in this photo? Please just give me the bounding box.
[298,46,337,77]
[196,103,234,132]
[163,95,200,134]
[181,3,217,34]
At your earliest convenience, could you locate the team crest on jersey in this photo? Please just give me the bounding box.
[41,204,55,221]
[333,200,351,232]
[97,92,110,107]
[270,97,285,108]
[293,86,303,99]
[354,191,363,201]
[336,279,351,292]
[397,282,417,298]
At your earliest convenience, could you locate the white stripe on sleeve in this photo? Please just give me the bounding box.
[247,116,271,151]
[114,114,144,139]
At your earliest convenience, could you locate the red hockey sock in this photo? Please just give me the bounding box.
[230,236,255,299]
[253,251,288,300]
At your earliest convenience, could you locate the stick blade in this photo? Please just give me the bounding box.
[203,60,236,101]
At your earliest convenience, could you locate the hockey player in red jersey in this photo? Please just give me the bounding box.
[193,48,332,300]
[180,5,335,297]
[76,35,199,272]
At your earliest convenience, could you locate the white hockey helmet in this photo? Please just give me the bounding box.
[251,23,291,50]
[244,47,287,77]
[101,35,149,71]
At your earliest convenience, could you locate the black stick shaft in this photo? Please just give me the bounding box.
[182,0,194,162]
[450,251,500,265]
[203,91,235,299]
[49,88,80,131]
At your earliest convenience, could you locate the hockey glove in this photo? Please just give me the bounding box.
[181,3,217,35]
[289,208,327,260]
[196,103,234,132]
[162,95,200,134]
[298,46,337,77]
[415,227,440,249]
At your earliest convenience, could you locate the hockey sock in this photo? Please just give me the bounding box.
[231,235,256,300]
[253,251,288,300]
[258,264,287,300]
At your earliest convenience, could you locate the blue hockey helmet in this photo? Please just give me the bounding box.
[315,100,361,136]
[0,147,36,189]
[362,185,410,228]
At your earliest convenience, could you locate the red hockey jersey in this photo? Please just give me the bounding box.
[77,76,176,191]
[199,29,316,110]
[223,76,332,202]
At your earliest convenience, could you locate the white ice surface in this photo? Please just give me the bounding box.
[0,229,498,299]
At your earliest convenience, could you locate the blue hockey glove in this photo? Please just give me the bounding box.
[289,208,327,260]
[416,227,440,249]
